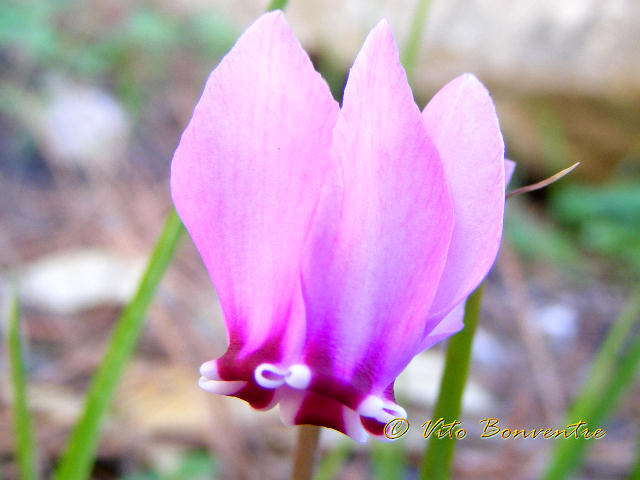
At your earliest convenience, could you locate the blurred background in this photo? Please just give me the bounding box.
[1,0,639,478]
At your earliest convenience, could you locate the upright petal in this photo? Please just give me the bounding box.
[505,158,516,187]
[171,11,339,407]
[422,74,505,321]
[420,301,466,351]
[299,20,454,437]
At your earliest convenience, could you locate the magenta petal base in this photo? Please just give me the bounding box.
[199,355,408,442]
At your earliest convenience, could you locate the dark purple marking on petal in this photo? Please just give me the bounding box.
[360,416,386,437]
[233,382,277,410]
[294,390,346,434]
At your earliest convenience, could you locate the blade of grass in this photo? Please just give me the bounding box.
[54,209,184,480]
[630,429,640,480]
[419,284,483,480]
[8,287,38,480]
[371,439,406,480]
[543,286,640,480]
[400,0,432,81]
[266,0,289,11]
[567,285,640,420]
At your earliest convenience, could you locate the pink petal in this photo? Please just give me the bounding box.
[300,20,454,428]
[171,12,338,405]
[505,158,516,187]
[420,301,465,351]
[279,388,369,443]
[422,74,506,320]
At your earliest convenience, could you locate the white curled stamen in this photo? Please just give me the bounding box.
[254,363,312,390]
[285,364,311,389]
[357,395,407,424]
[254,363,288,388]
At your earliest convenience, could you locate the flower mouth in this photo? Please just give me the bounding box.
[199,359,407,441]
[254,363,312,390]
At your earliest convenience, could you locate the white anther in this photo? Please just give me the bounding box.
[357,395,407,424]
[198,376,247,395]
[285,364,312,389]
[199,360,221,380]
[254,363,287,389]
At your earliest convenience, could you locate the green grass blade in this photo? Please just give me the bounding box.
[54,209,184,480]
[8,288,38,480]
[371,439,406,480]
[568,285,640,421]
[419,285,483,480]
[630,429,640,480]
[400,0,432,82]
[543,286,640,480]
[266,0,289,11]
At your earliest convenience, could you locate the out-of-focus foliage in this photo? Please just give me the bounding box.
[550,183,640,271]
[543,286,640,479]
[504,203,584,271]
[0,0,237,110]
[121,450,217,480]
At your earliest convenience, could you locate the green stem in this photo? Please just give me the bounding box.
[400,0,432,82]
[54,209,184,480]
[419,284,483,480]
[8,288,38,480]
[267,0,289,11]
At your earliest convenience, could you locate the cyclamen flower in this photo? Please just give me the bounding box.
[171,11,513,442]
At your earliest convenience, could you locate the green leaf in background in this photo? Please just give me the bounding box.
[121,450,216,480]
[504,202,584,271]
[0,0,61,63]
[8,287,38,480]
[314,442,353,480]
[419,285,483,480]
[267,0,290,12]
[550,183,640,270]
[185,13,237,59]
[543,285,640,480]
[54,210,184,480]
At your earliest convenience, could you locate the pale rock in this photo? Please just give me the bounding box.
[532,303,578,342]
[33,75,130,173]
[188,0,640,97]
[472,328,507,367]
[18,249,145,314]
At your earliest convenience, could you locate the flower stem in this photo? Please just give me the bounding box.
[419,284,484,480]
[400,0,432,82]
[291,425,322,480]
[267,0,290,11]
